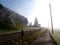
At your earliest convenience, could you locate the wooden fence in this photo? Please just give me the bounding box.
[0,28,41,45]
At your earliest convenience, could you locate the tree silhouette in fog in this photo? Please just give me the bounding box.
[34,17,39,27]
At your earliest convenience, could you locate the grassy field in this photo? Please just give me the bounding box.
[0,25,28,34]
[49,29,60,45]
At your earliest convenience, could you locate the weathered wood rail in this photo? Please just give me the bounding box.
[0,28,41,44]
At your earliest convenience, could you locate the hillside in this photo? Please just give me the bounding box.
[0,4,28,30]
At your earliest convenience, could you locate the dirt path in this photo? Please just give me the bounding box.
[31,29,57,45]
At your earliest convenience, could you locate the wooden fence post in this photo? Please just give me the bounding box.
[21,30,24,45]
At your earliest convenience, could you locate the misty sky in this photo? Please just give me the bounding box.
[0,0,35,17]
[0,0,60,29]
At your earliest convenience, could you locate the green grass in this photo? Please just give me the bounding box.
[0,29,21,34]
[53,35,60,45]
[0,24,28,34]
[50,30,60,45]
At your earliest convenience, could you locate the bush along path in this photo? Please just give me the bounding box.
[30,29,57,45]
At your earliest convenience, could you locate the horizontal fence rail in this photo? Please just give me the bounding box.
[0,28,41,42]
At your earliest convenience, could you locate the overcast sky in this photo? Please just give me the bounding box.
[0,0,60,29]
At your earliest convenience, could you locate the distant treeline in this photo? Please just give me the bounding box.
[0,4,28,30]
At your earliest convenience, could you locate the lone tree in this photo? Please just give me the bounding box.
[34,17,39,27]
